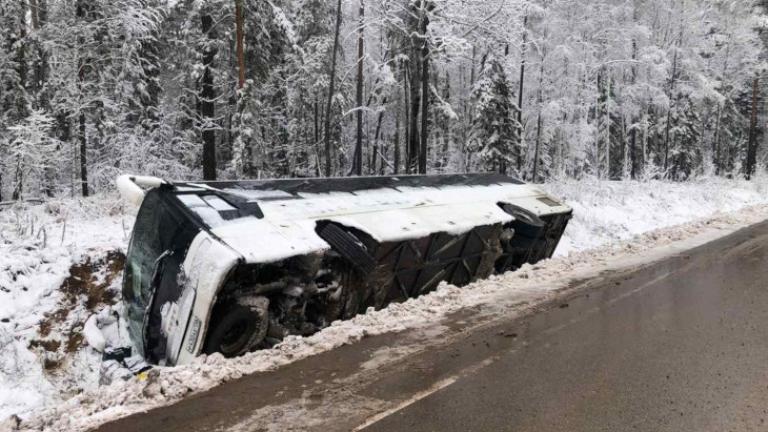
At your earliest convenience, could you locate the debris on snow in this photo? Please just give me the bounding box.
[83,315,106,353]
[0,196,131,421]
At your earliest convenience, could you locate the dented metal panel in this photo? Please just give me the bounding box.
[174,232,241,365]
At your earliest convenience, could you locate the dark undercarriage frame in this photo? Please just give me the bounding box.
[204,205,572,357]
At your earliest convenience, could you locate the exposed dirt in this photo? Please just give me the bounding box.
[28,339,61,352]
[60,251,126,312]
[29,251,126,371]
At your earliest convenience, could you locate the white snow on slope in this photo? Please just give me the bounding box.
[2,177,768,430]
[0,196,132,423]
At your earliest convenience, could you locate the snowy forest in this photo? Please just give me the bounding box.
[1,0,767,200]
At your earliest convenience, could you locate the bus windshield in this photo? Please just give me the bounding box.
[122,192,167,355]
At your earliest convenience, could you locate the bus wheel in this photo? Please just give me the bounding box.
[203,297,269,358]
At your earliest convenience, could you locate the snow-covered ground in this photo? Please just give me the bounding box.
[2,177,768,430]
[542,176,768,255]
[0,196,132,423]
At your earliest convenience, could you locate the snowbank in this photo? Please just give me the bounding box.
[0,195,132,422]
[542,176,768,255]
[2,177,768,430]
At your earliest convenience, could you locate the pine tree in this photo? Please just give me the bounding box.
[0,0,766,195]
[668,94,703,180]
[0,0,30,200]
[469,56,521,175]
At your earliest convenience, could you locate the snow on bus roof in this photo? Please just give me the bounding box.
[173,173,524,196]
[172,180,569,265]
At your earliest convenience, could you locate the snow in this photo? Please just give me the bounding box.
[83,315,106,353]
[208,182,562,264]
[542,177,768,255]
[0,195,132,422]
[3,177,768,430]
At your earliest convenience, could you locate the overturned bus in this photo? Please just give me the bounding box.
[117,174,572,366]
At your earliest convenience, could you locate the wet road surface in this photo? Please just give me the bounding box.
[95,221,768,432]
[360,222,768,432]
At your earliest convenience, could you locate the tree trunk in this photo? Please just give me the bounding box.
[314,97,320,148]
[313,96,321,175]
[532,112,542,182]
[76,0,89,197]
[395,73,403,175]
[233,0,249,177]
[394,115,401,175]
[662,94,674,174]
[201,10,218,180]
[371,97,387,175]
[629,42,638,178]
[605,76,611,178]
[714,29,732,176]
[404,65,412,173]
[713,106,722,175]
[235,0,245,89]
[323,0,343,177]
[353,0,365,176]
[408,57,421,174]
[13,159,23,201]
[516,15,528,172]
[442,70,451,161]
[30,0,49,100]
[16,0,27,116]
[746,77,760,180]
[34,0,55,195]
[662,110,673,174]
[663,25,683,176]
[418,7,430,174]
[79,111,88,197]
[628,1,640,179]
[323,0,341,177]
[532,57,545,182]
[29,0,40,29]
[465,47,476,172]
[630,124,638,179]
[11,0,27,200]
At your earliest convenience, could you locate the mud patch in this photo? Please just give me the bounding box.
[29,251,126,370]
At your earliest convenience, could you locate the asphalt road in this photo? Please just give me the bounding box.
[361,222,768,432]
[94,220,768,432]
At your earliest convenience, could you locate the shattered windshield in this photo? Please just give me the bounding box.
[123,191,201,362]
[122,192,166,354]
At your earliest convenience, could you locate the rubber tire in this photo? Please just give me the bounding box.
[318,223,377,274]
[203,305,265,358]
